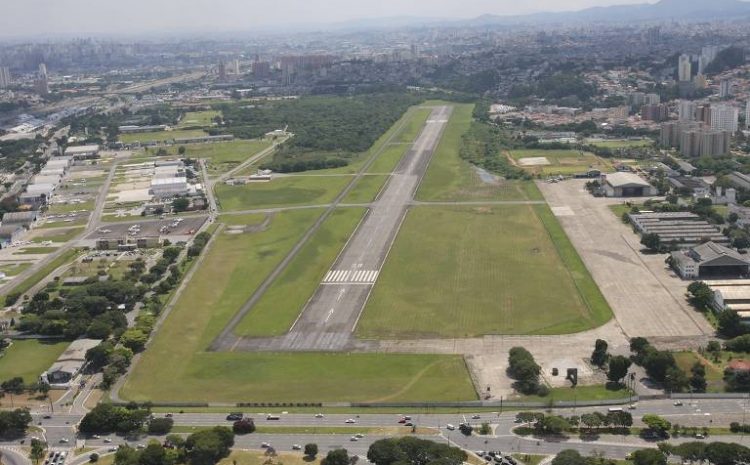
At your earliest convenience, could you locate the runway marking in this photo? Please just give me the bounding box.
[322,269,379,284]
[325,308,335,322]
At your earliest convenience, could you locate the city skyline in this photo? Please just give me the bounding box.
[1,0,657,37]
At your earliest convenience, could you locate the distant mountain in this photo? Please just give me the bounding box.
[468,0,750,25]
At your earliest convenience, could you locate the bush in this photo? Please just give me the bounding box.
[304,443,318,458]
[232,418,255,434]
[147,417,174,435]
[89,453,99,463]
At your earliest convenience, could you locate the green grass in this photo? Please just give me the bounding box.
[178,111,220,128]
[234,208,366,337]
[38,217,88,229]
[15,247,59,255]
[0,263,32,277]
[585,139,653,149]
[122,209,476,403]
[342,175,389,204]
[416,104,540,201]
[216,176,351,211]
[510,149,613,176]
[358,205,612,338]
[166,139,272,176]
[511,455,546,465]
[119,129,208,144]
[0,339,68,384]
[31,227,85,244]
[674,351,725,393]
[514,384,630,403]
[1,249,80,304]
[47,200,94,214]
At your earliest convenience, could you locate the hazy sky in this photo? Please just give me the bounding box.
[2,0,655,37]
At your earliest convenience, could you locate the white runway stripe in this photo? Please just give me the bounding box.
[322,269,380,284]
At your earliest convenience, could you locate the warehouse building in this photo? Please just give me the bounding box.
[0,225,24,247]
[150,177,188,198]
[64,144,100,159]
[601,172,659,197]
[671,242,750,279]
[2,211,38,229]
[40,338,102,387]
[707,280,750,323]
[628,211,729,248]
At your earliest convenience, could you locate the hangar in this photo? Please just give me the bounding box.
[671,241,750,279]
[602,172,658,197]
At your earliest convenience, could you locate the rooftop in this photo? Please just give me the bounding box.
[604,172,653,188]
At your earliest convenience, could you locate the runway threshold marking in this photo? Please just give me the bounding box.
[323,269,379,284]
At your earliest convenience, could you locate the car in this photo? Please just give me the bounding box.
[513,417,523,423]
[628,404,637,410]
[59,438,69,443]
[493,457,503,463]
[136,444,145,450]
[226,413,243,421]
[398,419,406,424]
[695,433,705,439]
[43,415,52,419]
[475,451,485,457]
[92,434,101,439]
[266,415,280,420]
[165,413,173,418]
[108,448,117,453]
[103,438,112,443]
[403,416,412,420]
[674,400,684,406]
[292,445,302,451]
[446,424,456,430]
[261,442,271,449]
[314,413,324,418]
[345,418,356,424]
[350,436,358,442]
[355,434,364,439]
[471,414,481,420]
[404,422,414,427]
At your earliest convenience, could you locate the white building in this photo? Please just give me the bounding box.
[710,104,739,133]
[746,101,750,129]
[0,66,10,88]
[720,79,733,99]
[64,144,99,159]
[150,177,188,198]
[679,54,692,82]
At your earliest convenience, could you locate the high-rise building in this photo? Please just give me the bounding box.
[720,79,733,99]
[645,93,661,105]
[38,63,47,79]
[641,104,669,122]
[747,101,750,129]
[232,59,240,75]
[218,60,227,81]
[678,100,697,121]
[252,61,270,78]
[702,45,721,65]
[678,54,692,82]
[680,129,730,157]
[710,104,739,133]
[0,67,10,88]
[698,56,708,75]
[660,121,702,148]
[34,62,49,95]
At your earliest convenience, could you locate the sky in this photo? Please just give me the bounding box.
[1,0,655,37]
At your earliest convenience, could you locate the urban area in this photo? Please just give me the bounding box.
[6,0,750,464]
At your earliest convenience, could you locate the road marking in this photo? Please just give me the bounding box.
[323,269,380,284]
[325,308,335,322]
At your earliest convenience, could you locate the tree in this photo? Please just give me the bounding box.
[664,366,689,393]
[507,347,542,394]
[641,233,661,252]
[178,146,186,155]
[590,339,609,367]
[89,453,99,463]
[551,450,584,465]
[367,437,465,465]
[185,427,234,465]
[321,449,350,465]
[717,310,745,338]
[232,419,255,434]
[304,444,319,458]
[607,355,632,384]
[535,415,570,435]
[642,414,671,437]
[607,411,633,429]
[0,409,33,437]
[689,362,707,393]
[631,449,666,465]
[147,417,174,435]
[705,441,750,465]
[119,329,148,352]
[673,442,706,462]
[172,197,190,212]
[30,438,46,465]
[687,281,713,310]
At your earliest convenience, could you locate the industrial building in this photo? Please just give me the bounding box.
[671,242,750,279]
[2,211,38,229]
[173,135,234,144]
[707,280,750,322]
[150,177,188,197]
[601,172,658,197]
[628,211,729,248]
[64,144,100,159]
[667,176,710,197]
[0,225,24,247]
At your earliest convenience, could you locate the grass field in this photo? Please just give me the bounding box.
[674,351,726,393]
[358,205,612,338]
[219,450,320,465]
[509,149,613,176]
[367,108,432,174]
[342,175,389,204]
[166,139,272,176]
[514,384,630,403]
[178,111,220,128]
[119,129,208,144]
[0,339,68,383]
[416,105,542,202]
[122,208,476,403]
[15,247,59,255]
[234,208,365,337]
[216,176,350,211]
[47,201,94,215]
[0,263,32,276]
[585,139,653,149]
[30,227,85,243]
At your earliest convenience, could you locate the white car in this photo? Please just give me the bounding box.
[354,434,364,439]
[315,413,324,418]
[292,445,302,450]
[261,442,271,449]
[350,436,358,442]
[59,438,69,443]
[103,438,112,443]
[345,418,356,424]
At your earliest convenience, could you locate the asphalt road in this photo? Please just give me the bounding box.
[219,106,452,352]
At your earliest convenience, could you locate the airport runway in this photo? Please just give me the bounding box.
[217,106,452,352]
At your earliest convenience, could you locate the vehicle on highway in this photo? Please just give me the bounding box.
[345,418,356,424]
[471,414,481,419]
[292,445,302,450]
[59,438,69,443]
[674,400,683,406]
[226,412,243,421]
[165,413,173,417]
[398,418,406,424]
[607,407,623,412]
[403,416,411,420]
[261,442,271,448]
[108,448,117,452]
[350,436,358,441]
[43,415,52,419]
[354,433,364,439]
[92,434,101,439]
[104,438,112,443]
[446,424,455,430]
[314,413,324,418]
[136,444,146,449]
[405,422,414,427]
[266,414,280,420]
[629,404,637,409]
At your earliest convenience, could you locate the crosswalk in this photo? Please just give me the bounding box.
[323,269,379,284]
